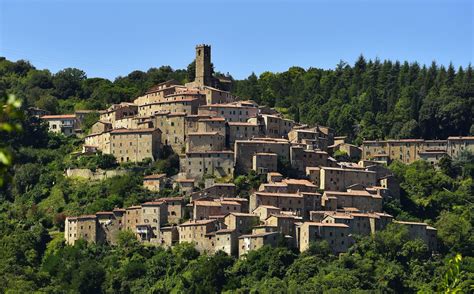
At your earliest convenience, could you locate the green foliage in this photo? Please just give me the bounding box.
[0,94,23,187]
[234,60,473,141]
[0,57,473,293]
[67,153,118,170]
[234,170,263,198]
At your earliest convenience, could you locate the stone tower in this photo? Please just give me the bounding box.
[195,44,212,86]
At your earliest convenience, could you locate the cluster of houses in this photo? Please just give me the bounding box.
[59,45,442,256]
[65,170,437,256]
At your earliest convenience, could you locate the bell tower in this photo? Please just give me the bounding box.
[195,44,212,86]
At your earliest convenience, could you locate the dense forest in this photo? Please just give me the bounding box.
[0,57,473,293]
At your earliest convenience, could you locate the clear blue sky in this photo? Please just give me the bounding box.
[1,0,472,80]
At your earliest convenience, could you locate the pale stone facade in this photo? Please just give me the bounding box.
[180,151,234,180]
[252,152,278,174]
[234,138,290,174]
[186,132,225,152]
[238,232,280,256]
[322,190,383,212]
[319,167,377,191]
[41,114,77,136]
[110,128,161,163]
[298,222,352,253]
[143,174,167,192]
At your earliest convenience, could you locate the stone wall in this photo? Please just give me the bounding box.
[65,168,128,181]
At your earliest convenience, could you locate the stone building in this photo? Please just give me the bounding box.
[249,191,321,218]
[180,150,234,180]
[252,152,278,174]
[224,212,260,235]
[260,114,294,138]
[178,219,220,253]
[99,103,138,125]
[361,138,474,164]
[238,232,280,256]
[297,222,352,253]
[447,136,474,158]
[198,102,259,122]
[173,178,196,195]
[143,174,167,192]
[313,210,393,236]
[234,138,290,174]
[329,142,362,160]
[290,146,330,174]
[265,214,297,240]
[137,201,168,242]
[197,117,227,136]
[186,132,225,152]
[153,112,186,152]
[110,128,161,163]
[65,215,98,245]
[41,114,78,136]
[213,229,238,256]
[288,127,333,150]
[158,197,185,224]
[253,205,282,221]
[190,183,236,202]
[322,190,383,212]
[227,121,262,147]
[192,199,242,220]
[394,221,438,251]
[317,167,377,191]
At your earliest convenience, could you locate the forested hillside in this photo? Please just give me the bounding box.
[233,58,474,142]
[2,56,473,143]
[0,56,473,293]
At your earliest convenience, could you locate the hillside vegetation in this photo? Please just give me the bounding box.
[0,57,473,293]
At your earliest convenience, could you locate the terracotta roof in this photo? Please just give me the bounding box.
[175,178,195,183]
[267,214,296,219]
[180,219,217,226]
[255,192,303,198]
[283,178,317,187]
[41,114,76,119]
[188,132,220,136]
[220,201,241,206]
[324,190,381,198]
[394,220,428,226]
[222,197,247,202]
[304,222,349,228]
[215,228,235,234]
[254,205,280,210]
[143,173,166,180]
[239,231,279,238]
[194,200,222,207]
[111,128,159,134]
[142,201,164,206]
[199,117,226,122]
[268,172,283,176]
[226,212,257,217]
[448,136,474,140]
[227,122,258,126]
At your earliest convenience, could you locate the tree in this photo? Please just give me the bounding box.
[53,68,86,99]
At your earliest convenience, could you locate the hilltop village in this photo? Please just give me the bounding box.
[37,45,474,257]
